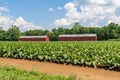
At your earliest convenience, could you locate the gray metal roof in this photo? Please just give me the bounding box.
[20,36,47,38]
[59,34,97,37]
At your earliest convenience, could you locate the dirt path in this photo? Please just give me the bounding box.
[0,58,119,80]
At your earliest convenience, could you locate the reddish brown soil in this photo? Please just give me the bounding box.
[0,58,119,80]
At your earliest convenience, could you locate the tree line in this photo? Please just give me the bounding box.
[0,25,20,41]
[0,22,120,41]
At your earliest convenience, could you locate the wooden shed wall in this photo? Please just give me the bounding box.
[59,36,97,41]
[19,36,49,41]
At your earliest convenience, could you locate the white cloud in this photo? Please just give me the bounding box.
[0,15,14,30]
[49,7,62,12]
[48,8,55,12]
[75,0,120,6]
[86,0,107,5]
[64,2,75,11]
[14,17,43,31]
[57,7,62,10]
[112,0,120,7]
[54,0,120,27]
[54,2,81,26]
[0,7,43,31]
[107,15,120,24]
[54,18,69,26]
[0,7,8,12]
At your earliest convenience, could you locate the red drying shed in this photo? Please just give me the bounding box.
[19,36,49,41]
[58,34,97,41]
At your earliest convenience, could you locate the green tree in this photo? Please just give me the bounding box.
[71,22,81,34]
[107,23,119,39]
[25,29,43,36]
[0,28,6,40]
[22,29,49,36]
[50,28,59,41]
[100,23,120,40]
[18,22,120,41]
[7,25,20,41]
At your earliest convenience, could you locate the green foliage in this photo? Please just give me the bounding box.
[0,22,120,41]
[108,38,120,41]
[22,29,49,36]
[0,41,120,71]
[6,25,20,41]
[46,22,120,41]
[0,25,21,41]
[0,66,75,80]
[0,29,6,40]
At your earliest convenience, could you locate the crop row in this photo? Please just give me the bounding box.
[0,41,120,71]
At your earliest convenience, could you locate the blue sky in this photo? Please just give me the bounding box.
[0,0,120,31]
[4,0,72,26]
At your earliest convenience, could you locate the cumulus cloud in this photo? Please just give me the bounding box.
[54,0,120,27]
[14,17,43,31]
[54,2,81,26]
[0,15,13,30]
[49,7,62,12]
[0,7,8,12]
[75,0,120,6]
[0,7,43,31]
[57,7,62,10]
[48,8,55,12]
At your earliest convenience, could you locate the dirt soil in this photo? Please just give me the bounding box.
[0,58,119,80]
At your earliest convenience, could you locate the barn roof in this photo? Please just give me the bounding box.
[20,36,48,38]
[59,34,97,37]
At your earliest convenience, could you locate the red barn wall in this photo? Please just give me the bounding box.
[59,36,97,41]
[46,36,49,41]
[19,36,49,41]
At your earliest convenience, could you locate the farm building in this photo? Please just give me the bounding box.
[19,36,49,41]
[58,34,97,41]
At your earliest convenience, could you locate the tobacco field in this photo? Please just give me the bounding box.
[0,41,120,71]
